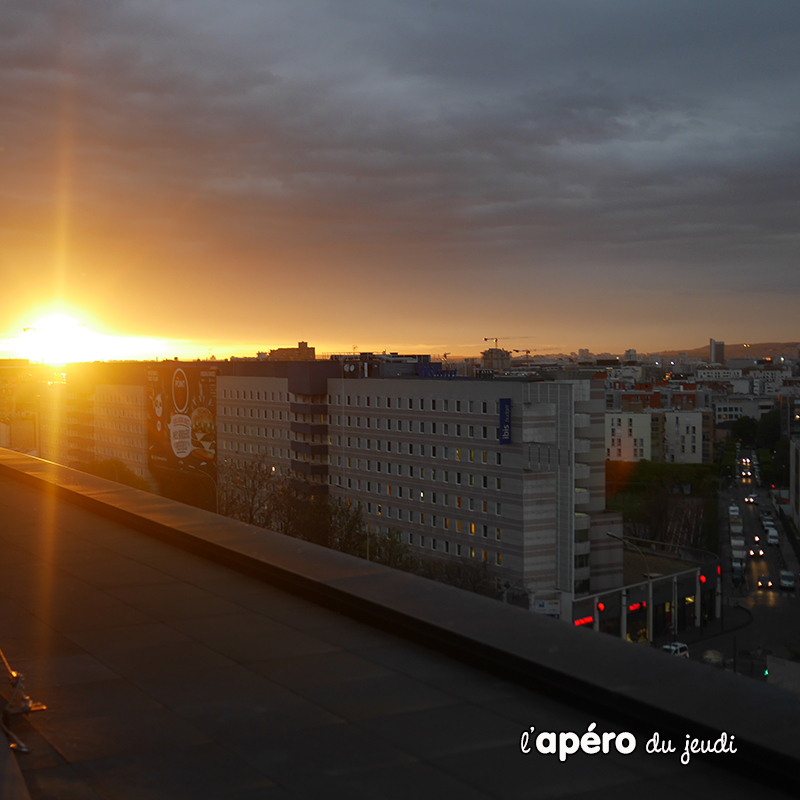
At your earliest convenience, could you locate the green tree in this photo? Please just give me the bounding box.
[731,416,758,447]
[756,410,781,451]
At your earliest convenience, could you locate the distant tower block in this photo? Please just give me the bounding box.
[710,339,725,365]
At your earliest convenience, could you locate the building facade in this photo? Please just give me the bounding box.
[217,362,623,620]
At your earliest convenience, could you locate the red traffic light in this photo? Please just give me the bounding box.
[597,602,605,612]
[717,565,721,576]
[699,574,707,584]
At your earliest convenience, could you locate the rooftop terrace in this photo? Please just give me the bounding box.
[0,448,798,799]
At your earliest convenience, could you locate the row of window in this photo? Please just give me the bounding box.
[223,425,289,438]
[336,396,498,414]
[336,417,497,439]
[407,534,502,564]
[221,389,288,402]
[95,395,144,406]
[340,462,503,488]
[220,389,502,417]
[343,483,503,511]
[365,501,504,528]
[221,407,287,420]
[337,440,502,463]
[336,469,503,492]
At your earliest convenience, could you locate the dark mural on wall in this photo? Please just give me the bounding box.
[146,364,218,484]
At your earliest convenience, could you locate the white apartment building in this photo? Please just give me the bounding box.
[713,395,776,425]
[606,413,653,461]
[217,364,623,621]
[663,410,705,464]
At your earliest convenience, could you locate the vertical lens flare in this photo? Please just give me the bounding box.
[55,22,77,301]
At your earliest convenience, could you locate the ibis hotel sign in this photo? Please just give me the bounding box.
[499,398,511,443]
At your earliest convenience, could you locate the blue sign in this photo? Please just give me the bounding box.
[499,398,511,443]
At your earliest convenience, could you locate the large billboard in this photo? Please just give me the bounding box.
[146,364,218,482]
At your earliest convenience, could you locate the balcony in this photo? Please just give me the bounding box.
[573,437,591,454]
[574,487,590,505]
[290,402,328,416]
[574,412,591,428]
[574,462,591,480]
[290,421,328,437]
[575,511,591,530]
[290,459,328,476]
[291,441,329,457]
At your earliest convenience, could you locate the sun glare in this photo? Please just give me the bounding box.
[3,314,166,365]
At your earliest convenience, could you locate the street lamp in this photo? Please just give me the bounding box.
[193,469,218,514]
[607,531,653,646]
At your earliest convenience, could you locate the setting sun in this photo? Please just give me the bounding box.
[2,314,167,365]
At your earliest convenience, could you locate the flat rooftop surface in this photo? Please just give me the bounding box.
[0,467,795,798]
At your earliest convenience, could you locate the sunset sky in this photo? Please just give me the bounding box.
[2,1,799,361]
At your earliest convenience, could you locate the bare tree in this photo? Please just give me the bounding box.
[218,454,278,527]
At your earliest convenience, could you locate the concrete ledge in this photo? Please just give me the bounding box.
[2,449,799,786]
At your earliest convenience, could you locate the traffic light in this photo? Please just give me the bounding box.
[717,565,721,576]
[699,574,707,584]
[597,602,605,612]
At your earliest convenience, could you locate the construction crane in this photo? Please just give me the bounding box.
[513,348,532,371]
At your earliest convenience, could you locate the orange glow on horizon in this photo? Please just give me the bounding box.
[1,314,167,365]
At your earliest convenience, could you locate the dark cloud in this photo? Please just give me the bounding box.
[1,0,799,351]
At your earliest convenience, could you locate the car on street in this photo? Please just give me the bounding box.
[767,529,780,546]
[749,547,764,558]
[779,571,796,591]
[758,575,774,590]
[662,642,690,659]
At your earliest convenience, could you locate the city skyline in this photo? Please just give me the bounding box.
[1,311,799,365]
[2,2,799,358]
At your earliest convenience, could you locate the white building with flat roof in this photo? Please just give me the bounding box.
[217,366,623,620]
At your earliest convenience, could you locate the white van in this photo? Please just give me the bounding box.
[767,529,779,546]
